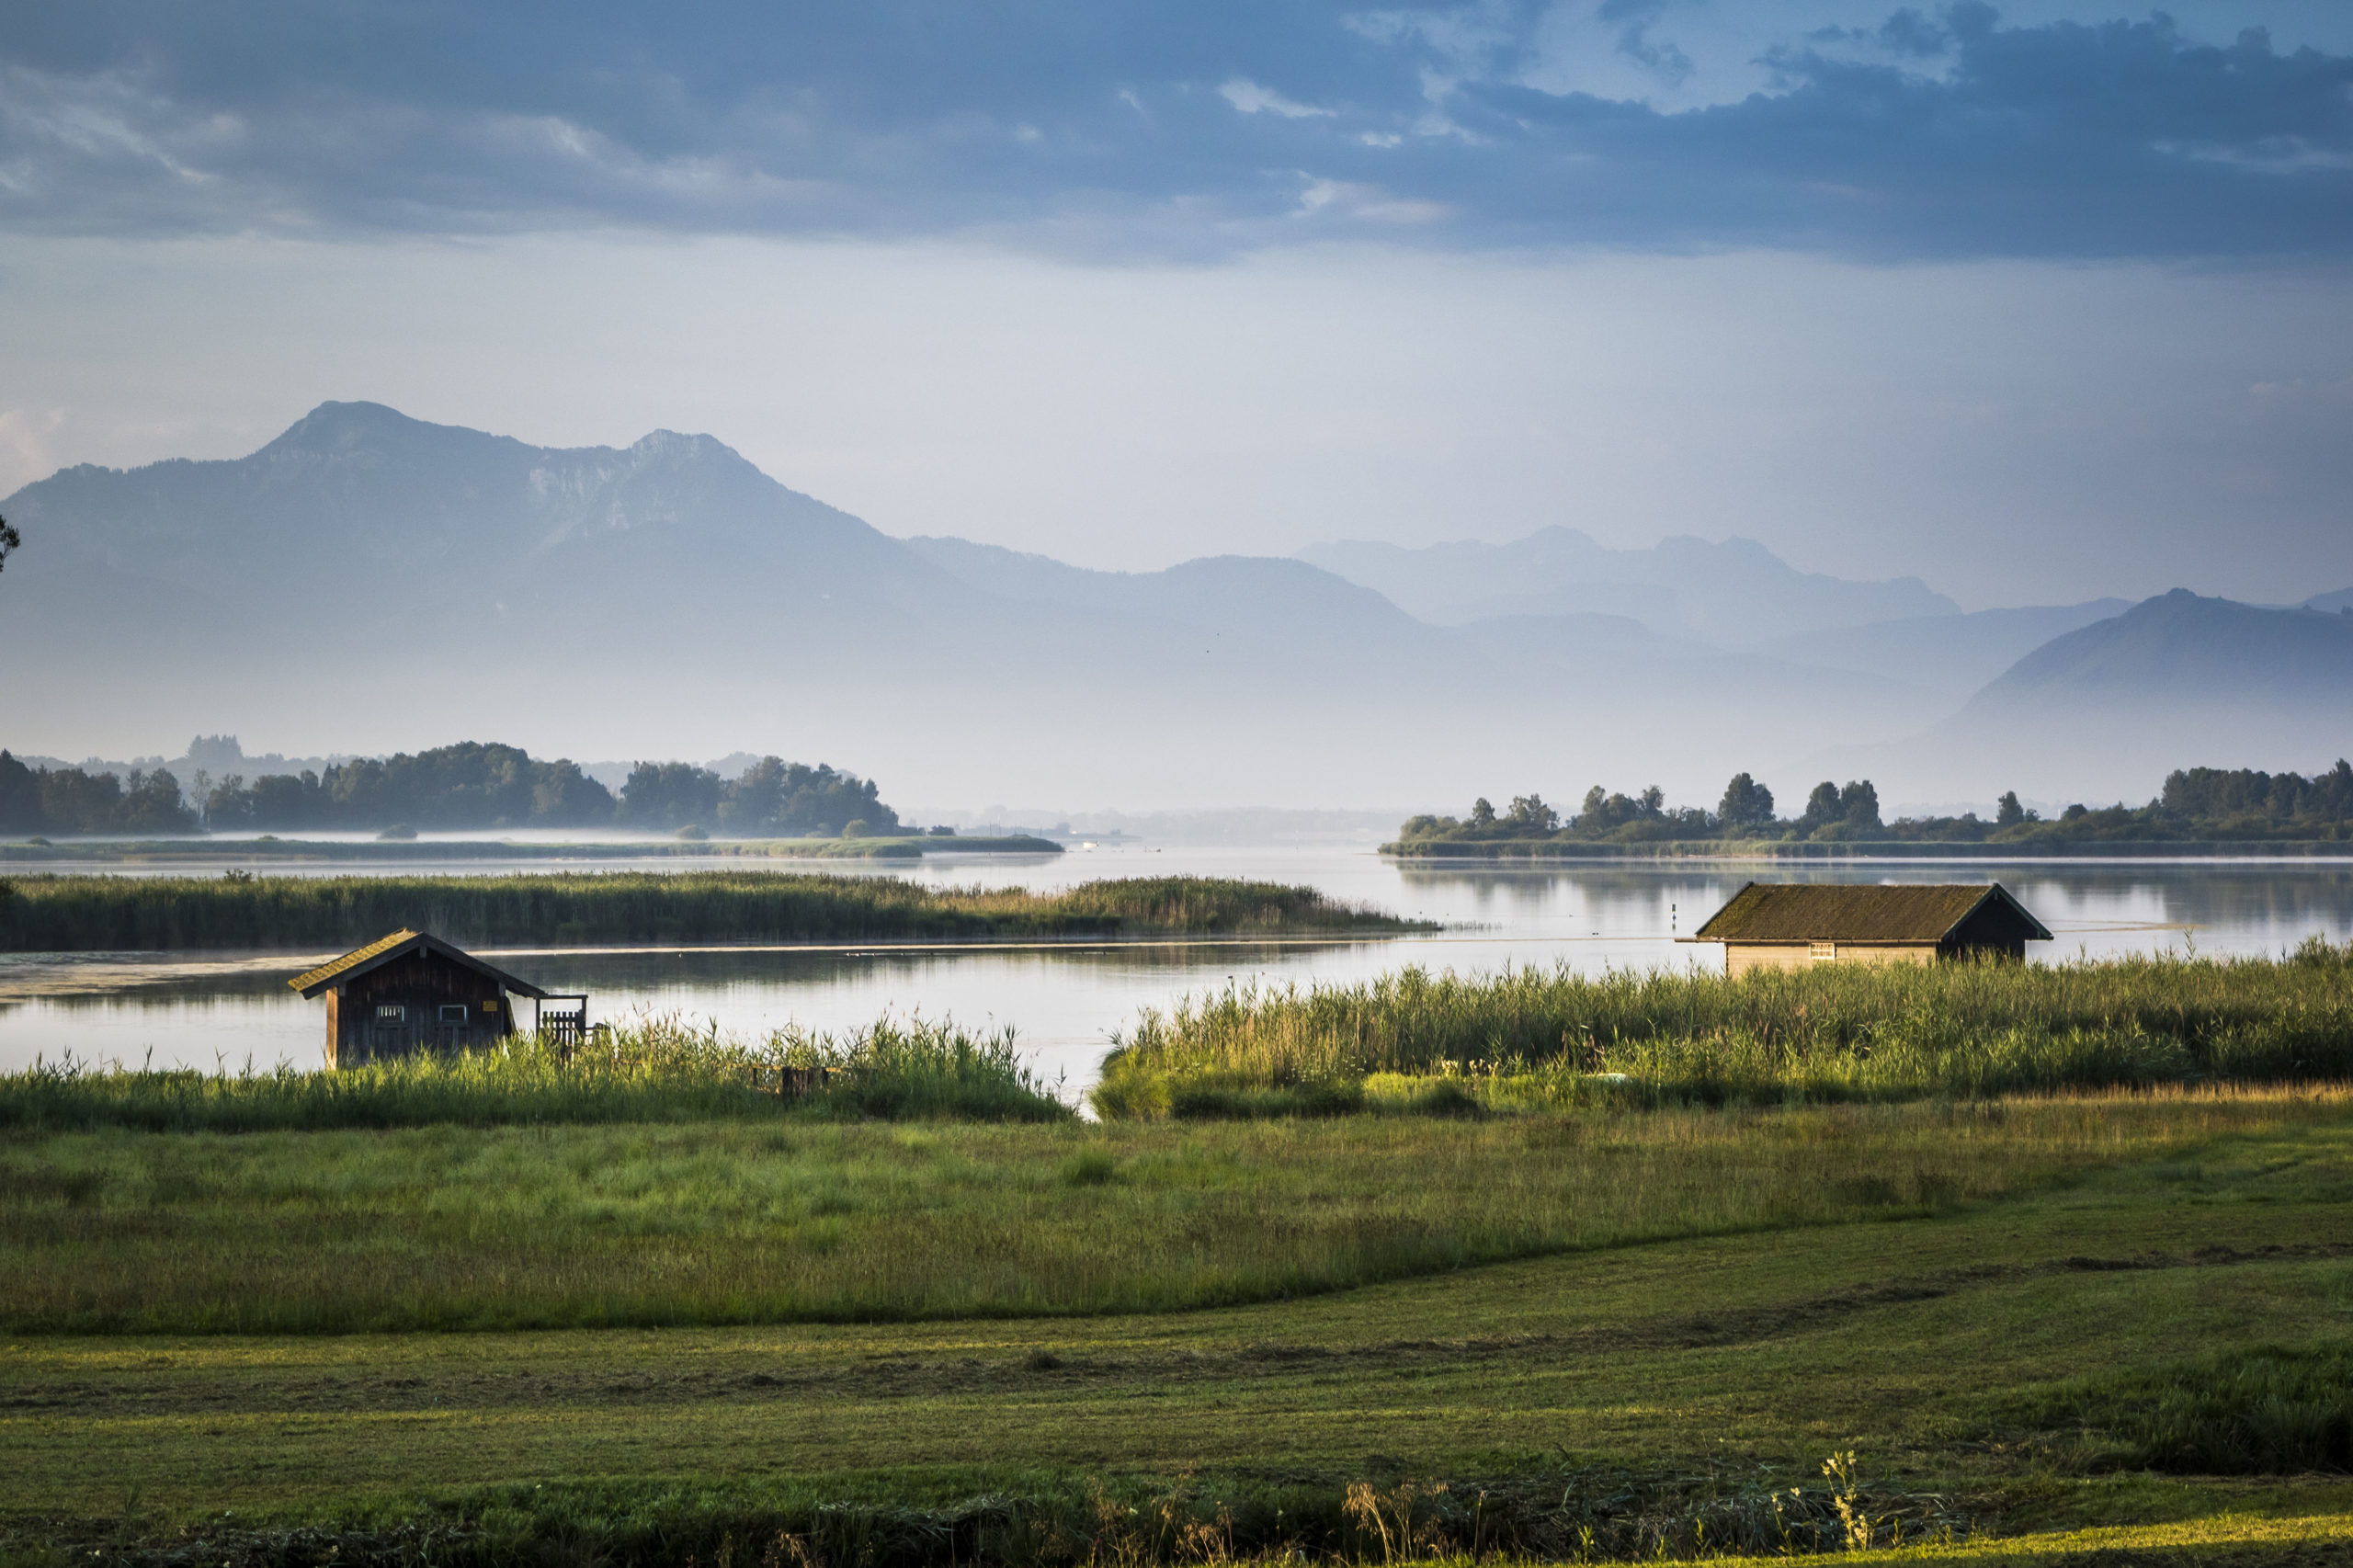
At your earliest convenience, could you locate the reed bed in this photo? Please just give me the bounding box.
[1091,940,2353,1118]
[0,871,1422,951]
[0,1014,1070,1131]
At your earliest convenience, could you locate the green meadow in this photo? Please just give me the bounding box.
[4,1086,2353,1563]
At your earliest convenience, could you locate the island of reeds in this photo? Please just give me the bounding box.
[1388,760,2353,857]
[0,870,1427,951]
[1090,938,2353,1117]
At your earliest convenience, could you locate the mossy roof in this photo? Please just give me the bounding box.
[289,927,551,998]
[1688,882,2052,946]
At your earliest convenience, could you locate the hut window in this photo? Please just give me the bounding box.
[376,1004,405,1022]
[438,1004,469,1022]
[1810,942,1836,963]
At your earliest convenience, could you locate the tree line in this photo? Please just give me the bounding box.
[0,742,908,838]
[1397,761,2353,846]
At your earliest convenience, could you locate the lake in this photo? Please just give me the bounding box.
[5,846,2350,1095]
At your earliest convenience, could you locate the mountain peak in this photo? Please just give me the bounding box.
[262,400,503,455]
[624,428,748,466]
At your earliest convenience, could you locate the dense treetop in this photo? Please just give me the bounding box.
[1396,762,2353,848]
[0,742,909,839]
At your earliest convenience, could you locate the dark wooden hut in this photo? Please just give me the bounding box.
[1682,882,2052,978]
[290,928,582,1068]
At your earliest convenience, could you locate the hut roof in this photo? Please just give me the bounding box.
[290,928,551,999]
[1687,882,2052,946]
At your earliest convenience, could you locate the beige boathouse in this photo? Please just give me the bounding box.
[1683,882,2052,978]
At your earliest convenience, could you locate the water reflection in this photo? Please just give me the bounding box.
[5,850,2349,1088]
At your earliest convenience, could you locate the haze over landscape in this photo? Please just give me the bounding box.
[4,399,2348,812]
[4,0,2352,820]
[13,7,2353,1565]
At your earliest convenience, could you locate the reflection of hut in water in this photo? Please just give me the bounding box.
[1682,882,2052,979]
[290,928,589,1068]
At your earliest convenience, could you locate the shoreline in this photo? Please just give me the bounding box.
[0,834,1063,864]
[1384,839,2353,863]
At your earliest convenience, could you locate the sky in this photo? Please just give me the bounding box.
[4,0,2351,608]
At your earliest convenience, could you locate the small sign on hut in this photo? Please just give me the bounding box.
[290,928,589,1068]
[1681,882,2052,978]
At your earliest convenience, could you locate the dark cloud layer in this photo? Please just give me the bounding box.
[1,2,2347,259]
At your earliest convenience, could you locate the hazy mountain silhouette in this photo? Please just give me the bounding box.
[1759,600,2131,699]
[10,403,2341,810]
[1819,591,2353,804]
[1967,590,2353,710]
[11,401,952,637]
[1299,527,1957,643]
[902,537,1451,671]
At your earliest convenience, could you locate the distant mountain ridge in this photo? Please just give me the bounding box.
[1812,591,2353,803]
[13,400,940,626]
[1759,600,2133,699]
[1966,589,2353,710]
[6,400,2348,810]
[1299,526,1958,644]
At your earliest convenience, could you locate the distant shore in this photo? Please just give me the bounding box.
[0,834,1062,864]
[1383,838,2353,861]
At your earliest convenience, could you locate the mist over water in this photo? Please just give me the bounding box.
[6,848,2348,1093]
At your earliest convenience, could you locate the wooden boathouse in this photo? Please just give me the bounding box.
[290,928,589,1068]
[1683,882,2052,978]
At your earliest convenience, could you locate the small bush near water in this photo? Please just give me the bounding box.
[0,871,1423,952]
[0,1014,1070,1132]
[1093,940,2353,1118]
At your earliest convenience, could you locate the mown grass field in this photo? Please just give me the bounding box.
[0,871,1424,952]
[1093,946,2353,1116]
[5,1088,2317,1334]
[4,1089,2352,1563]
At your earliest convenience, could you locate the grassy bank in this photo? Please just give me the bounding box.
[0,871,1424,951]
[1091,945,2353,1118]
[2,1093,2349,1563]
[0,834,1063,862]
[0,1087,2326,1334]
[0,1015,1068,1134]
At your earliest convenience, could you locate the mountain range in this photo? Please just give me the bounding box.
[4,402,2347,811]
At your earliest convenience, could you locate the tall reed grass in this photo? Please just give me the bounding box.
[1093,940,2353,1118]
[0,1013,1069,1131]
[0,871,1417,951]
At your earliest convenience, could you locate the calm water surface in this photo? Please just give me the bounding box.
[6,845,2351,1093]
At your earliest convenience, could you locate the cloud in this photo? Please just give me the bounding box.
[1597,0,1698,86]
[0,3,2347,261]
